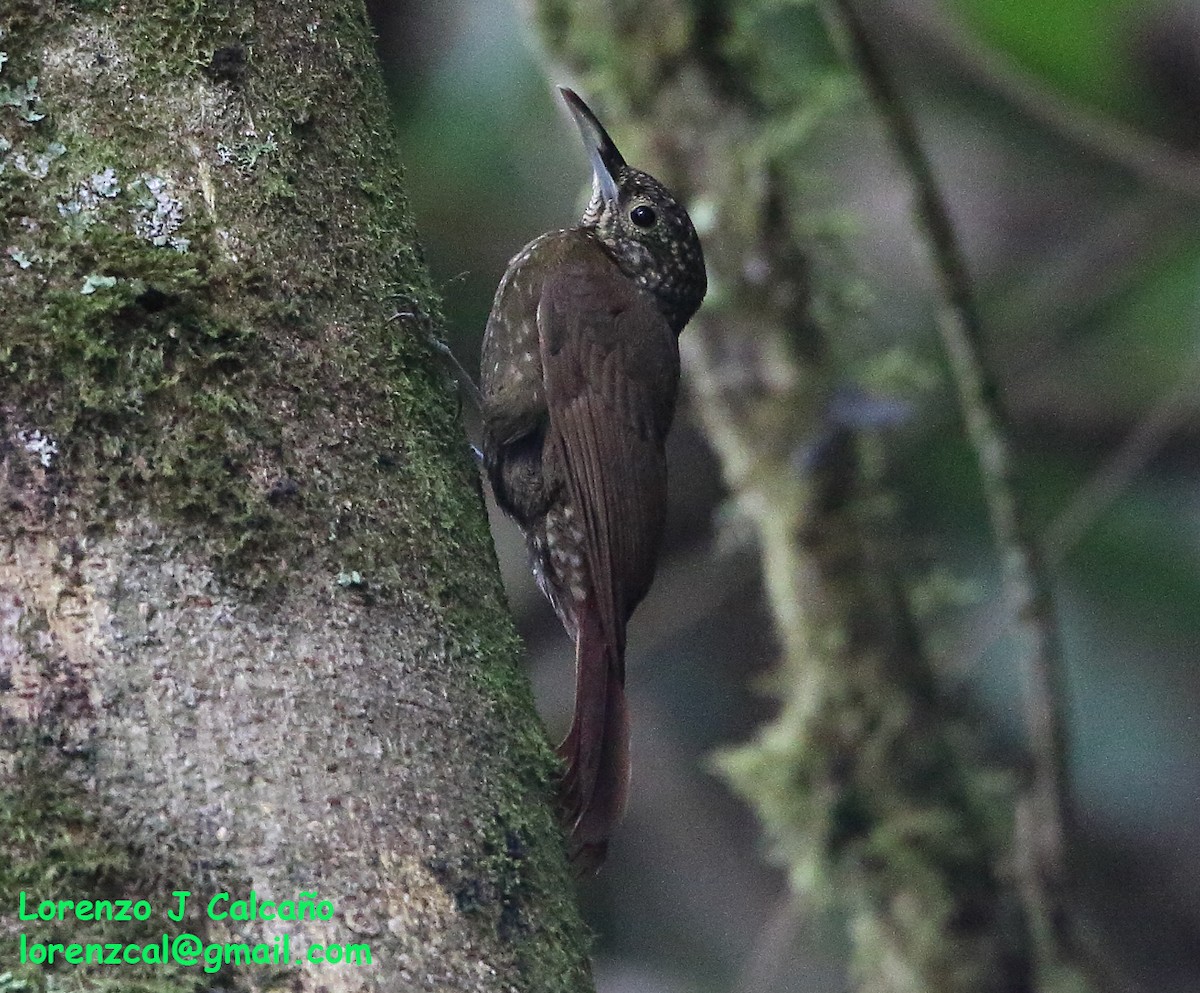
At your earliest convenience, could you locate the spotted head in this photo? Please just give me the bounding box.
[560,87,707,334]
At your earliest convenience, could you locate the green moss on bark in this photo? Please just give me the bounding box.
[0,0,479,598]
[1,2,591,989]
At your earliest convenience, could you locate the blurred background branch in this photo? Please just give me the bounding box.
[819,0,1075,982]
[858,0,1200,200]
[369,0,1200,989]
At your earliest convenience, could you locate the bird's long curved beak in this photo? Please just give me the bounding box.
[560,87,625,208]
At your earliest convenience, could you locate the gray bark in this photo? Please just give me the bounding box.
[0,2,591,991]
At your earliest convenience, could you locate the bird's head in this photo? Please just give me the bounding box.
[561,87,707,334]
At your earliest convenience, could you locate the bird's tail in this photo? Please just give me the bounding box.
[556,601,629,873]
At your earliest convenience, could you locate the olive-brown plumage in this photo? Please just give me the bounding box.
[481,88,706,868]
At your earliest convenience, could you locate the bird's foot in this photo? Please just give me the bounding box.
[430,336,483,413]
[391,311,485,414]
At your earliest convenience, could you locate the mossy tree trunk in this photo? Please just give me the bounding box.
[0,2,591,991]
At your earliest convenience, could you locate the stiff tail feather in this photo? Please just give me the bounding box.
[556,602,629,872]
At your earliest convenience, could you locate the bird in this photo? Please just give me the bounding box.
[479,87,707,869]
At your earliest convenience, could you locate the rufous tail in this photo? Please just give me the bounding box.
[556,602,629,873]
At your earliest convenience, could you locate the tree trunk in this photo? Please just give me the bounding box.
[0,2,591,991]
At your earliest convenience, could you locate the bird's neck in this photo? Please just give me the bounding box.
[575,227,700,335]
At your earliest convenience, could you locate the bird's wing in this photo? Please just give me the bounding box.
[479,249,557,525]
[536,251,679,865]
[537,253,678,656]
[480,268,548,449]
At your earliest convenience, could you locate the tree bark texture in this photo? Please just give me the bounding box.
[0,2,591,991]
[533,2,1095,992]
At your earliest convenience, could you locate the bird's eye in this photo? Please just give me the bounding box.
[630,204,657,228]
